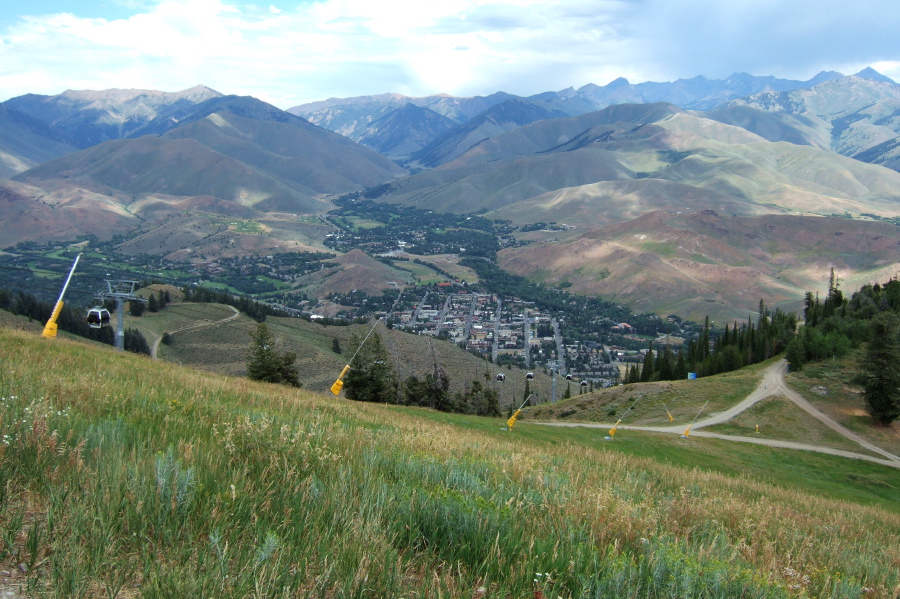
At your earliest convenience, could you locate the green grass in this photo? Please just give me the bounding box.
[528,359,777,426]
[347,216,385,230]
[228,220,264,234]
[640,241,677,259]
[1,328,899,597]
[390,260,448,285]
[410,408,900,510]
[704,396,870,454]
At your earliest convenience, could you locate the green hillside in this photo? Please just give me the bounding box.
[122,300,547,402]
[1,325,899,597]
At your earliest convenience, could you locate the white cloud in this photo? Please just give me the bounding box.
[0,0,897,107]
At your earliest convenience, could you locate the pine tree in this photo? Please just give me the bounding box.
[863,312,900,425]
[640,343,654,382]
[129,300,145,317]
[246,323,300,387]
[124,328,151,355]
[784,334,806,371]
[344,330,396,403]
[148,293,159,313]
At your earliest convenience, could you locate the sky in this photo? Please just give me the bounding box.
[1,0,898,109]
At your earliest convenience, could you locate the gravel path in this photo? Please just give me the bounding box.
[535,359,900,469]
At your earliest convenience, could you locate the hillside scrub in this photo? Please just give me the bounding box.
[0,327,899,597]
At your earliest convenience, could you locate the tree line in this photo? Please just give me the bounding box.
[0,288,150,355]
[246,322,501,416]
[181,286,291,322]
[624,302,798,383]
[340,329,501,416]
[786,271,900,424]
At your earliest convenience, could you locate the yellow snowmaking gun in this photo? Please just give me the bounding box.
[506,395,533,430]
[608,419,622,438]
[329,317,384,396]
[42,253,81,339]
[330,365,351,395]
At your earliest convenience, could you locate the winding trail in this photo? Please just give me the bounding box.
[535,359,900,469]
[150,305,241,359]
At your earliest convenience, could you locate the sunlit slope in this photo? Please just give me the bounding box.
[382,110,900,219]
[726,75,900,171]
[1,326,898,597]
[498,210,900,322]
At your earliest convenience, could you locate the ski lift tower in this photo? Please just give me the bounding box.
[98,279,142,352]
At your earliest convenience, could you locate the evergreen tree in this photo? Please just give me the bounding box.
[673,351,687,380]
[148,293,159,313]
[246,323,301,387]
[124,328,151,355]
[332,338,342,354]
[640,343,654,382]
[863,312,900,425]
[129,299,145,317]
[784,334,806,371]
[456,374,500,416]
[344,330,396,403]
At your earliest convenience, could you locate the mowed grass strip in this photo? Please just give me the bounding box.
[0,327,898,598]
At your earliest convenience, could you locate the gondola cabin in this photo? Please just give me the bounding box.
[86,307,111,329]
[495,373,506,382]
[565,374,573,380]
[526,372,534,380]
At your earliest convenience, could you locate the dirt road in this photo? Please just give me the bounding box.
[535,359,900,469]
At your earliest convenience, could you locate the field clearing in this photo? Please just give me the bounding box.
[123,302,237,339]
[336,215,384,230]
[405,253,479,284]
[1,326,898,597]
[391,260,448,285]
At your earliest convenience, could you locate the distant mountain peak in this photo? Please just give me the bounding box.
[854,67,897,84]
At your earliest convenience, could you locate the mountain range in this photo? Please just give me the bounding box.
[288,69,888,162]
[3,68,900,321]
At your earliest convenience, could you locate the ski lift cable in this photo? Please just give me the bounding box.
[329,317,384,395]
[683,399,710,437]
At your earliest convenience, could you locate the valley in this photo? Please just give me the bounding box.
[5,2,900,594]
[5,70,900,326]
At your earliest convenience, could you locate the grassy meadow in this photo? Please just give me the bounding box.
[1,326,899,598]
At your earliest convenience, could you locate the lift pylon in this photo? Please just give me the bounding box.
[96,279,143,352]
